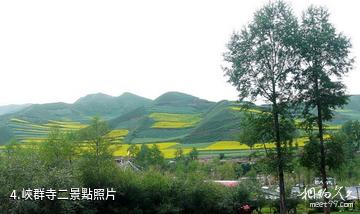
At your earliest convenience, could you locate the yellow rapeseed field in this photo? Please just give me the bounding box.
[149,113,202,129]
[106,129,129,137]
[203,137,315,151]
[205,141,250,150]
[111,142,179,158]
[230,107,264,114]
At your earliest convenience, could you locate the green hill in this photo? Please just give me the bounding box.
[152,91,213,113]
[110,92,214,144]
[332,95,360,123]
[3,102,84,123]
[182,101,242,143]
[0,104,31,116]
[1,92,360,145]
[73,92,151,120]
[0,92,151,144]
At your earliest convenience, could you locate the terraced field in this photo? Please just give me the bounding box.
[6,116,323,159]
[105,129,129,143]
[149,113,202,128]
[9,118,88,143]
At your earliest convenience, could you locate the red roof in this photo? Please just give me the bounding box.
[213,180,239,187]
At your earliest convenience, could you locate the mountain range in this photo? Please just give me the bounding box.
[1,91,360,145]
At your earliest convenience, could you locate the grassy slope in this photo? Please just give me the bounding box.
[182,101,243,143]
[119,92,214,144]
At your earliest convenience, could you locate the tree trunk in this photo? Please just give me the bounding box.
[317,102,330,214]
[315,75,330,214]
[273,103,287,214]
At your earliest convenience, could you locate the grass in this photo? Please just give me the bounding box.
[170,142,213,149]
[198,150,254,158]
[230,106,264,114]
[324,124,342,130]
[20,138,47,143]
[149,113,202,129]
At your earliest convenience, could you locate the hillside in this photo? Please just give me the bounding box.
[182,101,243,143]
[110,92,215,144]
[0,104,31,116]
[73,92,152,119]
[0,92,151,144]
[1,92,360,145]
[332,95,360,123]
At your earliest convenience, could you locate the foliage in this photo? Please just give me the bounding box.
[39,128,78,168]
[342,120,360,152]
[188,147,199,160]
[133,144,165,168]
[239,112,297,148]
[294,6,353,213]
[295,6,353,124]
[174,147,185,161]
[223,1,301,212]
[78,117,110,156]
[300,134,346,172]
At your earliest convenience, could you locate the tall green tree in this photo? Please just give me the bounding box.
[79,116,110,157]
[174,147,184,161]
[149,144,165,166]
[40,128,78,167]
[295,6,354,213]
[78,117,116,188]
[188,147,199,160]
[223,2,299,213]
[135,144,151,166]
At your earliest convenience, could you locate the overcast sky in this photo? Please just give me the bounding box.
[0,0,358,105]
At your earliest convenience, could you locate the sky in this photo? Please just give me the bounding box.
[0,0,358,105]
